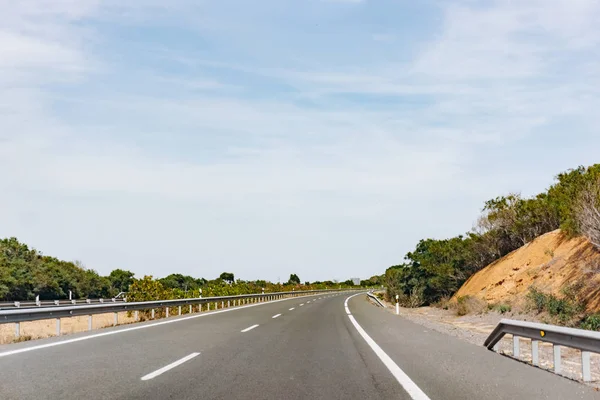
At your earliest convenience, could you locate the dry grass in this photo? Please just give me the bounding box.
[0,312,137,344]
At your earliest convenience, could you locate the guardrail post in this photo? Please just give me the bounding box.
[54,300,60,306]
[151,309,155,319]
[513,336,520,358]
[113,312,118,326]
[99,299,104,303]
[88,315,93,331]
[166,307,169,318]
[56,318,61,336]
[86,299,91,304]
[178,306,182,316]
[221,301,224,309]
[14,301,20,308]
[553,345,561,374]
[531,340,539,366]
[227,300,230,308]
[15,322,20,338]
[134,311,139,321]
[582,351,591,382]
[214,302,217,310]
[189,304,192,314]
[71,300,76,305]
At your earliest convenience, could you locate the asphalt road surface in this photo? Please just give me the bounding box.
[0,292,598,399]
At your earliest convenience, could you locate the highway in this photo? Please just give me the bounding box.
[0,292,597,399]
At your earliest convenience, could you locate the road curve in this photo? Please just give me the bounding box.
[0,292,597,399]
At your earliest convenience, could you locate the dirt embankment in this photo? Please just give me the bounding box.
[454,229,600,311]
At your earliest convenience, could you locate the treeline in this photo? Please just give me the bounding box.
[386,164,600,306]
[0,237,366,301]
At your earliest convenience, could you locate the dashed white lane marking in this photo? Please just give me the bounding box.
[300,304,304,306]
[344,293,431,400]
[272,314,281,319]
[141,353,200,381]
[289,308,295,311]
[241,324,259,333]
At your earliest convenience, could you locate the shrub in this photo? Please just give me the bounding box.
[581,314,600,331]
[455,295,486,316]
[456,296,469,316]
[527,287,548,313]
[527,286,584,326]
[496,303,512,314]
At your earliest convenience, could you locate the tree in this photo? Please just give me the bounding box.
[108,269,135,295]
[219,272,235,284]
[287,274,300,285]
[576,177,600,249]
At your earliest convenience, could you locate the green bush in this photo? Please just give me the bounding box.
[581,314,600,331]
[496,304,512,314]
[527,287,584,325]
[527,287,548,313]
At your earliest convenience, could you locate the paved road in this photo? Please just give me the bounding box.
[0,292,597,399]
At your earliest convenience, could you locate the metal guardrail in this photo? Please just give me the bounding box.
[484,318,600,382]
[0,298,126,310]
[367,292,386,308]
[1,289,356,339]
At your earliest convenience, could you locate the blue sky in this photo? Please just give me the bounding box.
[1,0,600,282]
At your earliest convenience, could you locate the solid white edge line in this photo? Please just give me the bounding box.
[272,314,281,319]
[0,292,330,358]
[289,308,295,311]
[344,293,431,400]
[141,352,200,381]
[241,324,260,333]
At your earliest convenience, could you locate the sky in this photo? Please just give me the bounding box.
[1,0,600,283]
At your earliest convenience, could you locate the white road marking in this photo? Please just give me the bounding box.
[289,308,295,311]
[241,324,259,333]
[344,293,431,400]
[272,314,281,319]
[300,304,304,306]
[141,352,200,381]
[0,293,326,359]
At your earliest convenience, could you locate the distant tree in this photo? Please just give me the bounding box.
[219,272,235,284]
[343,279,354,286]
[108,269,135,294]
[287,274,300,285]
[160,274,204,291]
[304,281,310,286]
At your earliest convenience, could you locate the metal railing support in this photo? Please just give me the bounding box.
[553,345,561,374]
[582,351,591,382]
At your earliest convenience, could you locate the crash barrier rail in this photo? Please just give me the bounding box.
[366,292,385,308]
[0,298,126,310]
[1,289,357,339]
[484,318,600,382]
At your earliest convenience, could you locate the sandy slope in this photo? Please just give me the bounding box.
[454,229,600,311]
